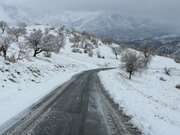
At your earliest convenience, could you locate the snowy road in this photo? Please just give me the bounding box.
[2,69,141,135]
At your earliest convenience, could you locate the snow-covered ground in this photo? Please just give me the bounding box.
[0,25,119,128]
[1,24,180,135]
[99,56,180,135]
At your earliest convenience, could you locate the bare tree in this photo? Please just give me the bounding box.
[139,44,153,66]
[0,21,8,34]
[17,43,31,60]
[27,29,65,57]
[26,29,43,57]
[44,27,50,35]
[111,47,121,59]
[0,35,12,59]
[54,33,66,53]
[41,33,65,54]
[91,37,98,45]
[9,27,27,42]
[41,34,56,52]
[121,50,145,79]
[73,34,81,45]
[102,37,113,45]
[59,25,65,32]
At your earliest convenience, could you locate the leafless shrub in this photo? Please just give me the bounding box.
[7,54,17,63]
[0,21,8,34]
[85,42,93,50]
[164,67,171,76]
[17,43,31,60]
[8,78,16,83]
[26,29,43,57]
[69,37,75,43]
[83,49,87,53]
[50,26,55,31]
[88,51,93,57]
[97,55,101,58]
[8,27,26,42]
[174,57,180,63]
[43,52,52,58]
[139,44,153,66]
[175,84,180,89]
[73,34,81,45]
[71,44,79,48]
[95,45,98,48]
[111,47,121,59]
[54,32,66,53]
[72,48,80,53]
[160,77,167,81]
[0,34,13,59]
[44,27,50,34]
[28,67,41,76]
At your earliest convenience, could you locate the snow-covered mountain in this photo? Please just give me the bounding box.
[0,4,176,41]
[125,34,180,57]
[0,4,35,25]
[36,11,174,41]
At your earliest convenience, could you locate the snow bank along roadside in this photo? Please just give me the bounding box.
[98,56,180,135]
[0,58,83,127]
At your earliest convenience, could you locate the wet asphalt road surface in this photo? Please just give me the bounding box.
[2,69,141,135]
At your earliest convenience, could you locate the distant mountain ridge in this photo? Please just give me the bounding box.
[0,4,177,41]
[37,11,174,41]
[125,34,180,57]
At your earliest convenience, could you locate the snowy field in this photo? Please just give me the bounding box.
[99,56,180,135]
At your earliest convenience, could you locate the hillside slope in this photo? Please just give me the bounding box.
[0,24,119,129]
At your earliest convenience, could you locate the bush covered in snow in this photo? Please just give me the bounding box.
[160,76,167,81]
[43,52,52,58]
[174,57,180,63]
[72,48,80,53]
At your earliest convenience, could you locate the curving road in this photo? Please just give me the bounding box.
[2,69,141,135]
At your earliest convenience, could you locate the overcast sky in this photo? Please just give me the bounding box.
[1,0,180,24]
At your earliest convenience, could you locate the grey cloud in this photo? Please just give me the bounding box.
[2,0,180,24]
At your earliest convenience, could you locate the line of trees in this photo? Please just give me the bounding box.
[0,20,153,80]
[0,21,66,60]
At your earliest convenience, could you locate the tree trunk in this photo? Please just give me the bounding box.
[129,72,132,80]
[2,47,6,59]
[33,50,37,57]
[33,48,42,57]
[116,54,118,59]
[16,35,19,42]
[2,29,4,34]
